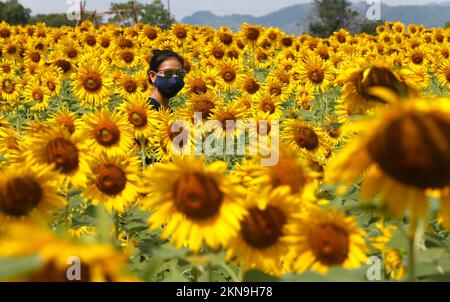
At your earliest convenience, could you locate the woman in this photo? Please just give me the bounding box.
[147,50,186,110]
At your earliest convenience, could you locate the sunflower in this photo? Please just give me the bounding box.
[253,91,283,119]
[205,39,226,61]
[77,109,134,157]
[338,59,418,116]
[115,48,141,69]
[1,38,21,61]
[216,58,243,90]
[39,68,62,97]
[115,73,143,100]
[0,223,133,282]
[282,118,329,159]
[371,221,406,280]
[285,206,368,274]
[71,53,113,108]
[240,74,260,96]
[142,156,246,252]
[226,187,300,276]
[327,96,450,229]
[23,127,90,188]
[118,96,159,139]
[58,37,81,62]
[239,23,263,45]
[23,47,44,66]
[83,153,142,213]
[182,91,219,122]
[436,59,450,89]
[0,74,22,103]
[405,45,431,67]
[22,78,50,112]
[49,106,78,135]
[209,101,247,138]
[0,164,66,224]
[261,78,290,102]
[298,55,335,92]
[183,71,212,96]
[0,127,23,164]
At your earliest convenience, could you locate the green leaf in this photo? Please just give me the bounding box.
[244,269,279,282]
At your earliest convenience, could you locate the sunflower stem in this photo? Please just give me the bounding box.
[238,261,245,282]
[113,210,120,248]
[408,221,417,282]
[207,262,213,282]
[140,138,146,171]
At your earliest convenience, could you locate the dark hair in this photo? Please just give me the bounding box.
[149,49,184,72]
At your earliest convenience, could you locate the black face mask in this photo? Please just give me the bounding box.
[154,76,185,99]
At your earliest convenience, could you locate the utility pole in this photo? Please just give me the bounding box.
[167,0,171,16]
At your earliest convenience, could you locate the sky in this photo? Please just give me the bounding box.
[17,0,449,21]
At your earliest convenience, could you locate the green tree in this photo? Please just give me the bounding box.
[140,0,174,29]
[446,21,450,28]
[31,14,76,27]
[358,19,384,35]
[309,0,358,37]
[0,0,31,25]
[108,0,174,28]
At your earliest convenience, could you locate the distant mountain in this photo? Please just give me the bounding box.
[181,2,450,35]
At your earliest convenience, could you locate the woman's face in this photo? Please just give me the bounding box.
[149,58,183,84]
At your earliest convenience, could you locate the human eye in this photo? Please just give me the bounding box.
[163,70,175,78]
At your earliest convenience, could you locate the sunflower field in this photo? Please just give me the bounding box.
[1,20,450,282]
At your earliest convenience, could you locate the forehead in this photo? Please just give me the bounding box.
[159,58,182,70]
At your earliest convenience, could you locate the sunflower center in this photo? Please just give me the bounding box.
[7,46,16,54]
[0,28,10,38]
[85,36,96,46]
[220,33,233,45]
[95,164,127,196]
[246,28,260,41]
[308,67,325,84]
[212,47,225,59]
[82,73,102,92]
[94,122,121,146]
[47,81,56,91]
[121,51,134,63]
[55,60,72,73]
[67,49,77,58]
[2,79,15,94]
[269,86,282,96]
[219,112,236,130]
[124,80,138,93]
[445,67,450,82]
[193,99,215,120]
[172,172,224,220]
[310,223,350,266]
[270,159,307,194]
[294,126,319,151]
[221,68,236,82]
[32,89,44,101]
[411,52,424,64]
[261,100,275,114]
[241,205,286,249]
[191,79,208,94]
[367,110,450,189]
[30,52,41,62]
[128,111,147,128]
[27,261,92,282]
[45,138,79,174]
[243,78,259,94]
[0,176,43,217]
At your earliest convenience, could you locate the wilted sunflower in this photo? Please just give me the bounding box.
[71,53,113,108]
[77,109,134,157]
[0,164,66,224]
[83,153,142,213]
[328,96,450,229]
[226,187,300,276]
[143,156,247,252]
[49,106,78,135]
[23,127,90,188]
[284,206,367,274]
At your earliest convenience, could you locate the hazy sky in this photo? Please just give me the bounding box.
[18,0,449,21]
